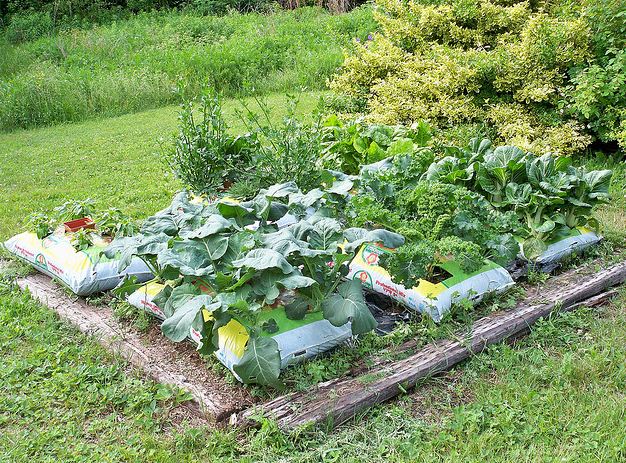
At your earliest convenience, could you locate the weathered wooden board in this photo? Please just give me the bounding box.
[238,261,626,430]
[11,269,253,422]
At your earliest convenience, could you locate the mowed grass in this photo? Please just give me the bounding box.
[0,90,326,240]
[1,266,624,462]
[0,96,625,461]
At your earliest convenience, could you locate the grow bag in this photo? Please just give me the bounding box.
[520,227,601,267]
[347,243,514,322]
[127,282,352,381]
[3,232,152,296]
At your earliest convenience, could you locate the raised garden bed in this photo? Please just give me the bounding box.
[4,257,624,428]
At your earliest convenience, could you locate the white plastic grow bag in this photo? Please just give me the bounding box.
[127,282,352,381]
[3,232,152,296]
[347,243,515,322]
[520,228,601,267]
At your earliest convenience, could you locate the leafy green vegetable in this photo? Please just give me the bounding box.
[320,116,433,175]
[108,183,403,386]
[233,336,282,388]
[322,280,376,335]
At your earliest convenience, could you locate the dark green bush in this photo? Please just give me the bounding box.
[189,0,274,15]
[165,89,258,194]
[4,11,53,43]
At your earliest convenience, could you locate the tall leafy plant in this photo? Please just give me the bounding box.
[164,88,257,195]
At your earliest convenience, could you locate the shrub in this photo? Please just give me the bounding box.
[330,0,625,155]
[568,50,626,150]
[188,0,274,15]
[165,89,324,197]
[4,11,53,43]
[231,94,324,196]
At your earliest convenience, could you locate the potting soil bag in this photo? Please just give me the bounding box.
[520,227,601,267]
[347,243,514,322]
[127,282,353,380]
[3,231,152,296]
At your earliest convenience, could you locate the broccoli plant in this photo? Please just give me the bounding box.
[107,181,404,387]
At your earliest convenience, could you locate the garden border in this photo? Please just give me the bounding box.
[3,259,625,429]
[3,263,253,422]
[237,260,626,430]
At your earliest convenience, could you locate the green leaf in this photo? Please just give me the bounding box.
[308,218,343,250]
[288,188,325,209]
[157,240,215,277]
[322,280,376,335]
[163,283,200,318]
[261,229,310,256]
[411,121,432,147]
[486,234,520,265]
[233,336,282,387]
[112,275,143,299]
[216,199,253,223]
[152,285,173,309]
[233,249,293,274]
[279,272,316,290]
[250,270,314,305]
[386,138,414,157]
[200,234,230,260]
[265,182,299,198]
[285,297,310,320]
[526,154,555,188]
[343,228,405,252]
[584,170,612,199]
[105,233,170,272]
[522,237,548,260]
[353,135,369,154]
[534,219,556,234]
[367,140,387,163]
[262,318,279,334]
[183,215,235,239]
[505,183,532,206]
[489,146,525,168]
[467,137,492,158]
[326,178,354,196]
[141,214,178,236]
[161,295,219,342]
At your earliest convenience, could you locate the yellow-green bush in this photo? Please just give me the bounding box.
[330,0,621,155]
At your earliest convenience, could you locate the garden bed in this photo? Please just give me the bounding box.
[5,255,624,428]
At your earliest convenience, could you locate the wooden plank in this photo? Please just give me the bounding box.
[11,270,253,422]
[238,261,626,430]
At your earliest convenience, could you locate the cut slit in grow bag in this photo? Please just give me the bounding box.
[347,243,515,322]
[3,231,152,296]
[127,282,352,382]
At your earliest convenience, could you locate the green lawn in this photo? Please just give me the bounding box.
[0,91,325,240]
[1,94,625,462]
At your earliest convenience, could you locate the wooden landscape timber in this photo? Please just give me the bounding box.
[5,266,253,422]
[2,258,625,429]
[238,260,626,430]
